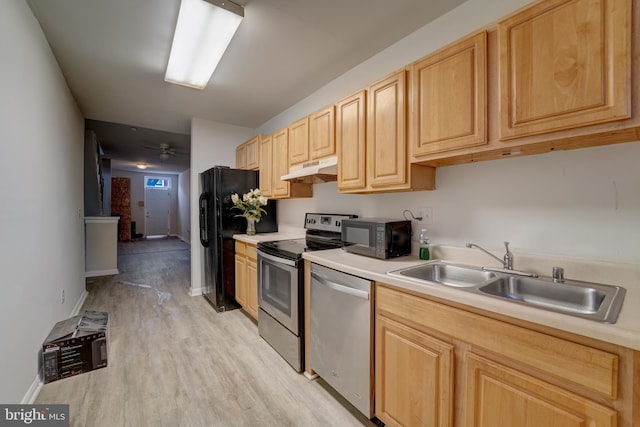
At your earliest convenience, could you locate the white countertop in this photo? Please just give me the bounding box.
[233,226,306,245]
[302,245,640,350]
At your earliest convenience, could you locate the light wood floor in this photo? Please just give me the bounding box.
[36,237,372,427]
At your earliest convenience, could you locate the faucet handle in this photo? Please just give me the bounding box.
[504,242,510,251]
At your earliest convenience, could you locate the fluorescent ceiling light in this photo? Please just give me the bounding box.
[165,0,244,89]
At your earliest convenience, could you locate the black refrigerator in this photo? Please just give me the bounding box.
[199,166,277,311]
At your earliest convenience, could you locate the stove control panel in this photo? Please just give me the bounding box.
[305,213,357,233]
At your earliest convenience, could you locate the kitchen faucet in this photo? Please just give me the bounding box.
[466,242,538,277]
[466,241,512,269]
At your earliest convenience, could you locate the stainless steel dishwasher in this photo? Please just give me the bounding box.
[309,263,373,417]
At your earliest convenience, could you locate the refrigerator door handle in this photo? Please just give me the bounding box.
[199,193,209,247]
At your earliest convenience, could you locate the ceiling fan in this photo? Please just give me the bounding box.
[143,143,189,160]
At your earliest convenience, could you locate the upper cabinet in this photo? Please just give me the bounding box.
[272,127,290,197]
[337,71,436,193]
[258,134,273,197]
[236,135,259,170]
[309,106,336,160]
[410,31,487,158]
[498,0,631,139]
[288,117,310,166]
[262,128,313,200]
[336,90,367,192]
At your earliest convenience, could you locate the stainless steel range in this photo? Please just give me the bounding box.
[256,213,356,372]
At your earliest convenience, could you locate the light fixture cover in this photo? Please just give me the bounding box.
[136,163,148,170]
[165,0,244,89]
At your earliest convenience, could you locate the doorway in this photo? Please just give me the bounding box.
[145,177,171,237]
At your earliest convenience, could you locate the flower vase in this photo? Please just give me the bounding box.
[246,217,256,235]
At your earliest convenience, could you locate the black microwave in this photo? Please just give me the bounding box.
[341,218,412,259]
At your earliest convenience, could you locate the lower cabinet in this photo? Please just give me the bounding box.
[375,316,454,427]
[375,283,636,427]
[234,241,258,320]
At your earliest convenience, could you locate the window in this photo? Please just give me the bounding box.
[145,177,171,189]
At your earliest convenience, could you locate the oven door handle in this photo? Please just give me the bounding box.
[311,272,370,300]
[256,249,297,268]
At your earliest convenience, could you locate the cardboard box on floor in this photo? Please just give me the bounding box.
[42,311,109,384]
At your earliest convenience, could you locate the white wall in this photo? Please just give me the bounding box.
[0,1,85,403]
[177,169,191,242]
[190,118,255,295]
[111,169,179,237]
[255,0,640,265]
[277,142,640,263]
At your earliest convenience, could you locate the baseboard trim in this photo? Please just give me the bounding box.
[85,269,119,278]
[171,234,191,244]
[21,375,43,404]
[189,287,203,297]
[71,290,88,316]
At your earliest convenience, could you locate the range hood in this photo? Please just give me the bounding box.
[280,156,337,184]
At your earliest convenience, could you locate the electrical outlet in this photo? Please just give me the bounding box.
[416,207,433,226]
[61,289,65,304]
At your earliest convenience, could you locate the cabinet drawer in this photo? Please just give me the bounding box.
[235,240,246,256]
[376,284,619,398]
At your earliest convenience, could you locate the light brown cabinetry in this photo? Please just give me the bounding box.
[234,240,258,320]
[410,31,487,158]
[258,134,273,197]
[309,105,336,160]
[235,136,259,170]
[464,353,616,427]
[375,283,639,427]
[259,129,312,199]
[336,71,435,193]
[498,0,631,140]
[272,128,289,197]
[288,117,310,166]
[408,0,637,168]
[376,316,454,427]
[336,90,367,192]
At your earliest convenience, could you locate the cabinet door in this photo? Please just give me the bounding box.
[411,32,487,156]
[498,0,631,140]
[234,254,247,308]
[288,117,310,166]
[271,128,290,197]
[258,135,273,197]
[246,257,258,319]
[336,90,367,192]
[310,105,335,160]
[367,71,407,189]
[375,316,454,427]
[245,136,259,170]
[464,352,617,427]
[235,144,247,169]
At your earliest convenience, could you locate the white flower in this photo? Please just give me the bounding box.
[231,193,239,205]
[253,189,261,196]
[258,196,267,205]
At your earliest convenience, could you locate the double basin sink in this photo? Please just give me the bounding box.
[387,261,626,323]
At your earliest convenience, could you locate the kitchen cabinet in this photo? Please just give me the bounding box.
[272,127,290,197]
[336,90,367,192]
[236,144,247,170]
[375,283,639,427]
[258,134,274,197]
[288,117,310,166]
[234,240,258,320]
[498,0,631,140]
[260,128,312,199]
[336,71,435,193]
[309,105,335,160]
[235,136,259,170]
[376,316,454,427]
[410,31,487,158]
